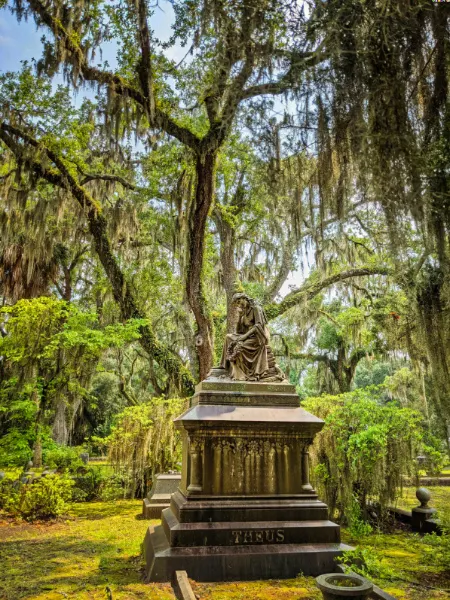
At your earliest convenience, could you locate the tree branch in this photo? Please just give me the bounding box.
[265,266,393,320]
[135,0,155,121]
[25,0,201,150]
[80,173,137,190]
[242,48,328,100]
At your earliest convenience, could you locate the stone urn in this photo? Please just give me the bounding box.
[316,573,373,600]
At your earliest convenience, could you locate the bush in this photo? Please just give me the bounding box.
[348,495,373,539]
[98,474,124,501]
[72,466,105,501]
[0,476,20,514]
[0,474,73,520]
[0,429,34,467]
[17,475,74,520]
[70,467,125,502]
[43,445,84,472]
[422,508,450,569]
[341,546,396,580]
[303,388,428,523]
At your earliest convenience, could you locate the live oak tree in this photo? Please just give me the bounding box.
[0,0,328,381]
[307,0,450,432]
[0,0,449,456]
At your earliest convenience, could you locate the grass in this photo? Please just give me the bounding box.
[0,500,173,600]
[340,530,450,600]
[1,499,449,600]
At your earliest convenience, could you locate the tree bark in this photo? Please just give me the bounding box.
[214,210,238,334]
[265,266,393,320]
[52,399,69,445]
[186,151,217,380]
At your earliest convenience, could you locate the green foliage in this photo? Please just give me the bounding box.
[97,474,124,501]
[303,388,429,522]
[354,360,397,389]
[72,467,123,502]
[347,495,373,539]
[43,445,83,471]
[0,297,145,462]
[0,475,74,521]
[107,397,187,498]
[0,429,34,467]
[340,547,396,581]
[0,425,57,467]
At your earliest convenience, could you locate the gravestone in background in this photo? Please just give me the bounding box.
[142,472,181,519]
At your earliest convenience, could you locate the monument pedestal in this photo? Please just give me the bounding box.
[144,378,350,581]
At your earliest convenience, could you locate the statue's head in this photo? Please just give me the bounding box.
[231,292,253,310]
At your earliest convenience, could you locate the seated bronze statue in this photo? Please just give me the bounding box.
[218,293,285,382]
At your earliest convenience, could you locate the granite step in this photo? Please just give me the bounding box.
[162,509,340,547]
[144,523,352,582]
[171,491,329,523]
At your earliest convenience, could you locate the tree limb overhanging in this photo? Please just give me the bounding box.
[0,122,195,396]
[265,266,393,320]
[7,0,331,380]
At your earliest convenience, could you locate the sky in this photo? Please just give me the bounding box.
[0,2,181,74]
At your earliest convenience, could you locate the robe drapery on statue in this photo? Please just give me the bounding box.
[219,294,284,382]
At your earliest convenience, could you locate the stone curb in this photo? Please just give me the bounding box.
[172,571,197,600]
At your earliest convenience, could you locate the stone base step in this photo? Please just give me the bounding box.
[144,524,352,582]
[162,507,340,546]
[171,490,328,523]
[143,498,170,519]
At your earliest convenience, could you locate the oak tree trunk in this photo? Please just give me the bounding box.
[214,212,238,334]
[86,206,195,395]
[186,151,217,380]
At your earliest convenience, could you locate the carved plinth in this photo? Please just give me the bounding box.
[143,380,350,582]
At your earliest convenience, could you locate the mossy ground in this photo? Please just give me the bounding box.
[0,500,173,600]
[0,498,449,600]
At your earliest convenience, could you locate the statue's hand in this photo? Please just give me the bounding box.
[228,333,242,341]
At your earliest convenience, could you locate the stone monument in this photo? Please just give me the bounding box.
[144,293,350,581]
[142,472,182,519]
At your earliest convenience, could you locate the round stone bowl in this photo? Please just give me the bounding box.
[315,573,373,600]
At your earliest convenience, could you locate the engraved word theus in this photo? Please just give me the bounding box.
[231,530,285,544]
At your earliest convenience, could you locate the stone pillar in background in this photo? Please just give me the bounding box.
[411,487,437,533]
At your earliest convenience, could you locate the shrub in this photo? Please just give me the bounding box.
[0,429,34,467]
[348,495,373,539]
[0,475,73,521]
[19,475,74,520]
[43,445,83,472]
[72,466,105,501]
[98,474,124,501]
[341,546,396,580]
[422,508,450,569]
[0,476,20,514]
[303,387,427,522]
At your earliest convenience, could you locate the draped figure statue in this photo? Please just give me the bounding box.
[219,293,285,382]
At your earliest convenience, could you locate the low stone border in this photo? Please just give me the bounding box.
[172,571,196,600]
[369,504,442,535]
[402,476,450,486]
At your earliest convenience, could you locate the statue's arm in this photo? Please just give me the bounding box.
[239,325,257,341]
